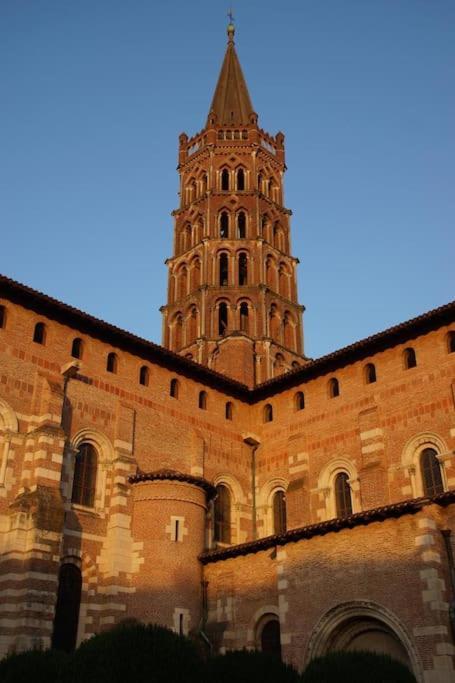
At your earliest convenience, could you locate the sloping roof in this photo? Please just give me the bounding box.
[199,490,455,564]
[208,27,255,126]
[0,273,454,402]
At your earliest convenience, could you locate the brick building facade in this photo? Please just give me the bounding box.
[0,22,454,683]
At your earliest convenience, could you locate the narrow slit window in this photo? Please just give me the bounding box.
[295,391,305,411]
[240,302,249,333]
[0,305,5,329]
[364,363,376,384]
[329,377,339,398]
[263,403,273,423]
[71,338,83,360]
[170,378,179,398]
[33,322,46,345]
[225,401,233,420]
[447,331,455,354]
[403,347,417,369]
[139,365,149,386]
[198,390,207,410]
[107,352,118,374]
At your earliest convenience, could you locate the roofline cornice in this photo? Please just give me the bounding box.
[1,273,454,404]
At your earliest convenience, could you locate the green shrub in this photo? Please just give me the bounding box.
[0,648,69,683]
[301,650,417,683]
[204,649,300,683]
[64,621,203,683]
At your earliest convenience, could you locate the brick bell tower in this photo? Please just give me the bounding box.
[161,21,306,386]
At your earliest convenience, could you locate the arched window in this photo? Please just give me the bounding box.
[0,305,5,329]
[329,377,340,398]
[71,338,83,360]
[403,347,417,369]
[214,484,231,543]
[202,173,208,194]
[220,211,229,238]
[139,365,149,386]
[221,168,230,191]
[51,563,82,652]
[238,253,248,285]
[199,390,207,410]
[273,490,287,534]
[259,618,281,659]
[170,378,179,398]
[174,314,183,351]
[447,331,455,354]
[283,312,294,349]
[295,391,305,411]
[219,253,229,285]
[364,363,377,384]
[236,168,245,191]
[177,266,188,300]
[225,401,233,421]
[292,361,300,369]
[258,173,263,192]
[335,472,352,517]
[263,403,273,423]
[71,443,97,507]
[240,302,249,333]
[188,306,198,343]
[33,322,46,344]
[237,211,246,238]
[269,305,280,340]
[421,448,444,497]
[107,352,118,374]
[218,302,228,336]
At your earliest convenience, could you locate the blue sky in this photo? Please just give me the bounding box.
[1,1,454,358]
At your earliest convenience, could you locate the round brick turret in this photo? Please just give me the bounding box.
[128,470,215,635]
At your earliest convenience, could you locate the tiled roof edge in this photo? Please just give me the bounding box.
[129,469,217,500]
[199,490,455,564]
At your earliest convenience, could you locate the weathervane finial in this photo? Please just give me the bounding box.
[227,8,235,42]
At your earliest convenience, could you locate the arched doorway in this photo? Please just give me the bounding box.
[307,602,420,678]
[257,615,282,659]
[52,563,82,652]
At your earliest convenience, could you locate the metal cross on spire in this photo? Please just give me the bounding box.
[227,8,235,25]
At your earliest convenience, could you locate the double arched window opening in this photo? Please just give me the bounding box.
[239,302,249,333]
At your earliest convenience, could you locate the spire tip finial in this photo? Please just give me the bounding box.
[227,8,235,42]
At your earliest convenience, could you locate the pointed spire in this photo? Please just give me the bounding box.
[207,21,255,126]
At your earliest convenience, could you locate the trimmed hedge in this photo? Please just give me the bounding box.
[64,620,203,683]
[301,650,417,683]
[204,649,300,683]
[0,648,69,683]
